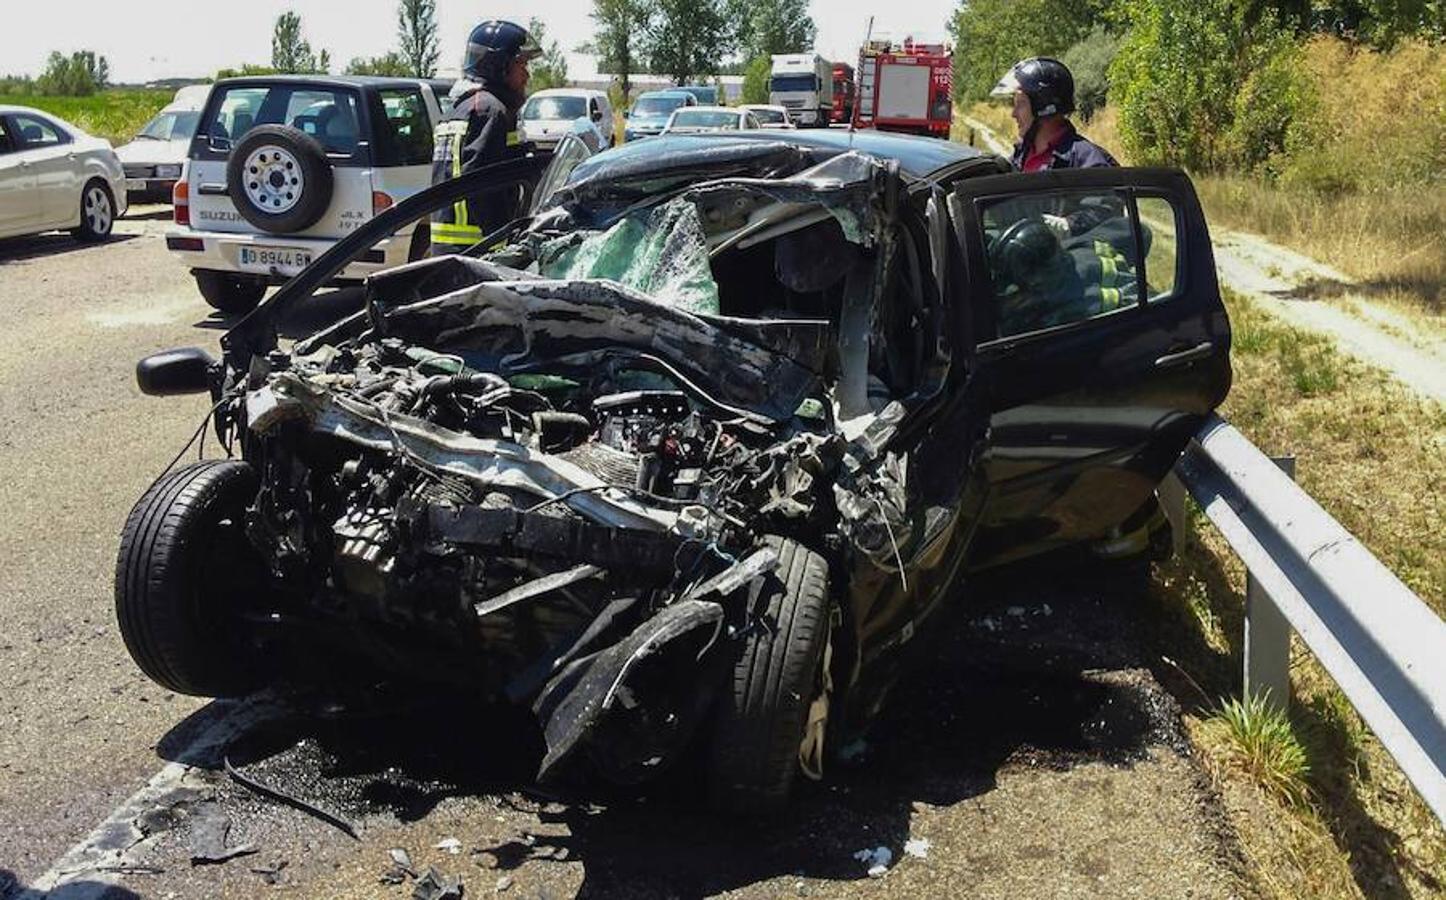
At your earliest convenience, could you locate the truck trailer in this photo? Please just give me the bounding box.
[769,53,834,127]
[853,39,953,138]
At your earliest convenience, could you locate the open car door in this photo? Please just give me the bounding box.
[948,167,1231,568]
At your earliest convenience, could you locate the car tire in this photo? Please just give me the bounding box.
[71,179,115,242]
[115,460,266,698]
[707,535,831,813]
[227,125,333,234]
[194,270,266,314]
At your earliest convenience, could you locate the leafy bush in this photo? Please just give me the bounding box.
[345,53,411,77]
[1223,34,1311,174]
[949,0,1106,104]
[741,55,770,105]
[1108,0,1304,169]
[1060,26,1123,120]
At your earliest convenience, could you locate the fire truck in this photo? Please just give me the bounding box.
[853,38,953,138]
[830,62,856,125]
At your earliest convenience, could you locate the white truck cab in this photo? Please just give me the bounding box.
[768,54,833,128]
[167,76,444,313]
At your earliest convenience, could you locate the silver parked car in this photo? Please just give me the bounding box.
[0,105,128,242]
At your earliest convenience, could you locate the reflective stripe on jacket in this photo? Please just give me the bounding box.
[429,83,525,254]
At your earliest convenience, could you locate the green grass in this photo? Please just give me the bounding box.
[1209,694,1312,807]
[9,89,174,145]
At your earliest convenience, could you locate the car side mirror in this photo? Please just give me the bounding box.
[137,347,217,396]
[592,110,604,123]
[623,110,630,119]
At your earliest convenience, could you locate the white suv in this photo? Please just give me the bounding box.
[168,76,444,313]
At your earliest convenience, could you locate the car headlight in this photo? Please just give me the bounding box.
[155,165,182,178]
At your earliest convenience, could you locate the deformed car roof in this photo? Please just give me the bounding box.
[572,129,988,182]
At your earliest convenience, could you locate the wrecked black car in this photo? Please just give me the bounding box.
[117,131,1230,811]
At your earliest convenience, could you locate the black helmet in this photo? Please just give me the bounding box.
[990,57,1075,117]
[990,218,1062,288]
[463,20,542,81]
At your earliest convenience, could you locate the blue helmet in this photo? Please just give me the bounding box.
[990,57,1076,117]
[462,20,542,82]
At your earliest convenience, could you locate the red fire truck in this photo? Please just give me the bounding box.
[853,38,953,138]
[830,62,856,124]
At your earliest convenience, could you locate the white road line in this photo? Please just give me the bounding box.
[21,694,286,899]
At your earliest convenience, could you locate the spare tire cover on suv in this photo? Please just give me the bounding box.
[227,124,334,234]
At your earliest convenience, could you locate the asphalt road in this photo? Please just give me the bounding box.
[0,213,1252,899]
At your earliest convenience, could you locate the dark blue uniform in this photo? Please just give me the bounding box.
[429,80,527,255]
[1009,123,1118,171]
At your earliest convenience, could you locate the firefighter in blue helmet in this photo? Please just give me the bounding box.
[992,57,1117,174]
[429,20,542,255]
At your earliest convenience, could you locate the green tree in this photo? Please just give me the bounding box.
[396,0,440,78]
[948,0,1106,104]
[1109,0,1303,169]
[741,54,771,103]
[35,51,109,96]
[527,18,570,92]
[345,52,412,76]
[1059,25,1123,120]
[271,11,329,74]
[646,0,732,84]
[589,0,654,103]
[731,0,816,59]
[216,64,280,79]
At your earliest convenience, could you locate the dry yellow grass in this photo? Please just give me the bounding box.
[1151,287,1446,899]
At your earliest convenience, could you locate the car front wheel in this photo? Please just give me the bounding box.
[707,536,831,813]
[193,269,266,314]
[71,179,115,242]
[115,460,268,698]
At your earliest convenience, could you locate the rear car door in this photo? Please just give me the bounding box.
[11,113,79,227]
[948,167,1231,568]
[0,116,39,237]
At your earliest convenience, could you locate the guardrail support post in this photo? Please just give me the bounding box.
[1158,472,1189,558]
[1244,456,1296,712]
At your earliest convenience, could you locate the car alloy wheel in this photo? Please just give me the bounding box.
[242,145,306,214]
[84,184,113,235]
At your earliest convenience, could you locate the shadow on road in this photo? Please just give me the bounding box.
[191,286,365,339]
[151,559,1198,897]
[0,233,139,264]
[1,867,143,900]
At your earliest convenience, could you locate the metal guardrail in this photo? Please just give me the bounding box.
[1165,413,1446,825]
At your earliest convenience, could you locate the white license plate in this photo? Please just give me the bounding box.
[124,179,147,191]
[239,245,313,273]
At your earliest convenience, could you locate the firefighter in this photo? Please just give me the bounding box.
[990,57,1119,240]
[429,20,542,256]
[992,57,1117,173]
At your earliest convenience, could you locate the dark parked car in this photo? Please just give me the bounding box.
[118,131,1230,812]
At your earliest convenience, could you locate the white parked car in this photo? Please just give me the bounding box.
[115,85,208,202]
[520,88,613,151]
[0,105,128,242]
[168,75,445,313]
[738,104,795,129]
[662,106,762,135]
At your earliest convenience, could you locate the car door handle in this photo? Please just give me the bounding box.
[198,183,228,196]
[1155,341,1214,368]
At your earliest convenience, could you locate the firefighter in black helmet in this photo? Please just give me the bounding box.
[992,57,1117,173]
[429,20,542,255]
[990,57,1119,240]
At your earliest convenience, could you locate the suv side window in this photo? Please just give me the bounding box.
[373,88,434,166]
[12,114,69,148]
[978,189,1143,339]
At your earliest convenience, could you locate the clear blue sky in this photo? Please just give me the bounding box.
[7,1,958,83]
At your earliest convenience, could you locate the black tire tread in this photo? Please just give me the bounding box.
[194,270,265,314]
[708,536,829,813]
[115,460,259,697]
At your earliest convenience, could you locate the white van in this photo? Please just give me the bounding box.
[167,75,444,313]
[115,85,208,201]
[519,88,614,151]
